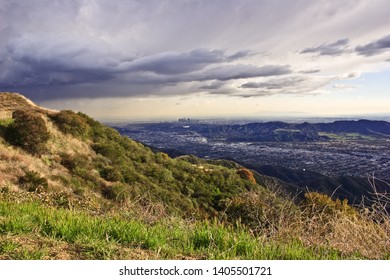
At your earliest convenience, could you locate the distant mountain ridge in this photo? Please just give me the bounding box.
[314,119,390,136]
[199,119,390,141]
[124,119,390,142]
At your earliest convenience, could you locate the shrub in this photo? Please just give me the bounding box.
[19,171,48,192]
[6,110,50,155]
[222,191,297,234]
[147,165,174,183]
[236,168,256,184]
[60,154,90,173]
[60,154,101,188]
[155,152,169,163]
[302,192,356,216]
[99,166,124,182]
[50,110,90,139]
[92,141,126,163]
[102,183,131,202]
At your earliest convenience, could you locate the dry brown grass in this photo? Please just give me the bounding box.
[225,188,390,259]
[0,141,67,192]
[296,210,389,259]
[0,233,161,260]
[114,194,169,225]
[45,115,94,157]
[280,190,390,259]
[0,92,57,116]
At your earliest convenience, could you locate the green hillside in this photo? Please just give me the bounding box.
[0,92,389,259]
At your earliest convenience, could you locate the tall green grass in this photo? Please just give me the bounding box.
[0,200,349,260]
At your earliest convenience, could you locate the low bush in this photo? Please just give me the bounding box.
[6,110,50,155]
[19,171,48,192]
[99,166,124,182]
[102,183,132,202]
[302,192,356,217]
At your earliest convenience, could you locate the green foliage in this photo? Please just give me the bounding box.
[101,183,133,202]
[77,112,121,142]
[6,110,50,154]
[92,141,127,163]
[0,118,13,139]
[50,110,90,139]
[61,154,90,177]
[146,165,174,183]
[19,171,48,192]
[99,165,124,182]
[60,153,102,190]
[0,118,13,127]
[177,155,204,165]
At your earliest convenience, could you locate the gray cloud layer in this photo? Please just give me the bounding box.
[355,34,390,56]
[301,34,390,58]
[123,49,250,75]
[1,36,289,89]
[300,38,351,56]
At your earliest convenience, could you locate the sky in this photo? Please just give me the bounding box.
[0,0,390,120]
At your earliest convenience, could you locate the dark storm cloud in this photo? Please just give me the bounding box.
[117,63,291,87]
[0,43,268,89]
[0,30,292,99]
[123,49,254,75]
[300,38,351,56]
[355,34,390,56]
[1,33,119,88]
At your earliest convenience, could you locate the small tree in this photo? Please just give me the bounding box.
[237,168,256,184]
[6,110,50,155]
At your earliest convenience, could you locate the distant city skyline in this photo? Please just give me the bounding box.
[1,0,389,120]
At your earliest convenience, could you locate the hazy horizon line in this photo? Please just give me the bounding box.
[100,114,390,124]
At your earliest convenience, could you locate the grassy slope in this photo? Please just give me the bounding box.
[0,193,347,260]
[0,93,389,259]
